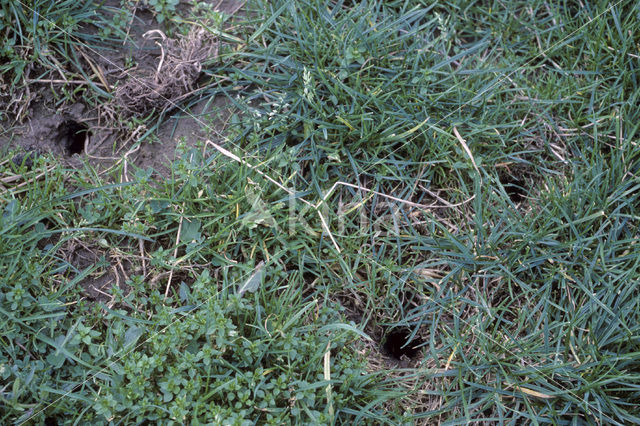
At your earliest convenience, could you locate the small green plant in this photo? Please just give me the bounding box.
[97,3,132,40]
[92,275,371,423]
[146,0,180,23]
[189,1,226,28]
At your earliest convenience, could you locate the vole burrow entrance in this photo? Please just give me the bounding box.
[382,327,424,360]
[56,120,91,156]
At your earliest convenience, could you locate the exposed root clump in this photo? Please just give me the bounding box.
[116,28,218,115]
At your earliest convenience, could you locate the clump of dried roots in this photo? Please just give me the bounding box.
[116,27,218,115]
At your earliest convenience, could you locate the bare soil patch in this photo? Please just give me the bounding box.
[61,239,133,304]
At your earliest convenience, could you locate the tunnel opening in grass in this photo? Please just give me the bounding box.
[44,416,58,426]
[60,120,90,156]
[382,327,424,360]
[501,174,527,203]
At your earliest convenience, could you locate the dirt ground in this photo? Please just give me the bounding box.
[0,0,244,175]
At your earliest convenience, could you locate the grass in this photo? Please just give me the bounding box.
[1,0,640,424]
[0,0,128,119]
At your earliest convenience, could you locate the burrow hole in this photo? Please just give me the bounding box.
[501,174,527,203]
[382,327,424,360]
[58,120,90,156]
[44,417,58,426]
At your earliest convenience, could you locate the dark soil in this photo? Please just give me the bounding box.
[63,241,133,303]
